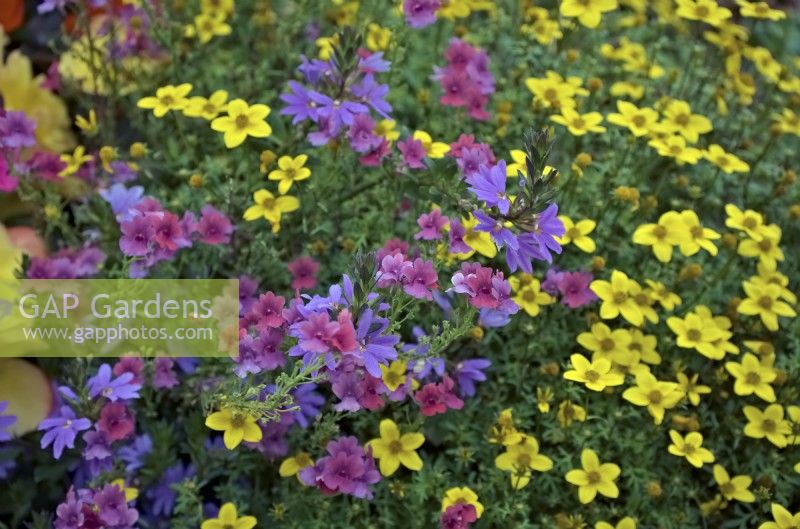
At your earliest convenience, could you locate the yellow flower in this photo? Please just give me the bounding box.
[564,353,624,392]
[558,216,596,252]
[591,270,644,326]
[737,280,796,331]
[98,146,117,173]
[759,504,800,529]
[201,503,257,529]
[368,419,425,477]
[75,110,98,136]
[622,371,682,424]
[738,228,784,269]
[565,448,621,504]
[268,155,311,194]
[183,90,229,120]
[315,34,339,60]
[737,0,785,19]
[667,430,715,468]
[596,518,636,529]
[506,149,528,176]
[676,0,732,26]
[201,0,234,15]
[366,23,392,51]
[743,404,791,447]
[632,210,690,262]
[441,487,483,518]
[607,101,659,136]
[495,434,553,489]
[509,275,554,317]
[204,408,263,450]
[374,119,400,141]
[667,312,727,359]
[278,452,314,478]
[773,109,800,136]
[243,189,299,233]
[109,479,138,502]
[713,464,755,503]
[489,408,524,446]
[192,12,232,43]
[551,108,606,136]
[644,279,681,311]
[647,135,702,164]
[628,329,661,365]
[137,84,193,118]
[455,214,497,259]
[676,372,710,406]
[413,130,450,158]
[703,144,749,173]
[746,46,781,83]
[725,204,770,240]
[660,100,712,142]
[59,146,94,177]
[557,400,587,428]
[725,353,777,402]
[380,360,409,392]
[211,99,272,148]
[611,81,645,100]
[560,0,618,28]
[677,209,720,256]
[577,322,631,365]
[525,71,588,109]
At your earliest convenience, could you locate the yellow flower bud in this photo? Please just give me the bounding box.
[189,173,204,188]
[129,142,147,158]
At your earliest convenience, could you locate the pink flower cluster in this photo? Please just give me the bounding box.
[414,375,464,416]
[376,248,439,300]
[299,436,381,499]
[434,39,495,121]
[541,269,598,309]
[450,263,519,314]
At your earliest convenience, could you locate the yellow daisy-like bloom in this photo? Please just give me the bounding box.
[506,149,528,176]
[137,83,193,118]
[454,214,497,259]
[380,360,409,392]
[724,204,770,241]
[413,130,450,158]
[509,275,554,317]
[495,434,553,489]
[441,487,484,518]
[211,99,272,148]
[746,46,782,83]
[610,81,645,100]
[75,109,98,136]
[278,451,314,479]
[576,322,631,364]
[201,503,257,529]
[591,270,644,326]
[647,135,703,165]
[557,400,588,428]
[367,419,425,477]
[677,209,720,256]
[737,0,785,20]
[628,328,661,365]
[667,430,715,468]
[632,210,689,263]
[644,279,681,311]
[703,144,750,173]
[183,90,229,120]
[366,23,392,51]
[565,448,621,504]
[622,370,683,425]
[737,280,796,331]
[243,189,300,233]
[675,0,732,26]
[525,71,588,109]
[758,504,800,529]
[713,464,755,503]
[558,216,597,252]
[596,517,636,529]
[737,228,784,269]
[725,353,777,402]
[375,119,400,141]
[743,404,791,447]
[667,312,727,359]
[201,0,234,15]
[660,99,712,143]
[560,0,618,28]
[191,12,232,43]
[59,146,94,177]
[489,408,524,446]
[564,353,624,392]
[315,34,339,60]
[676,372,711,406]
[204,408,263,450]
[268,155,312,194]
[550,108,606,136]
[607,101,659,137]
[772,108,800,136]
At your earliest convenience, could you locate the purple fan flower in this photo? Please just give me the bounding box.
[351,74,392,118]
[309,92,368,128]
[297,55,332,84]
[504,232,543,274]
[87,363,142,402]
[347,113,381,153]
[473,209,518,249]
[414,208,448,240]
[0,111,37,149]
[404,0,440,28]
[280,81,321,124]
[355,309,400,377]
[454,358,491,396]
[530,203,565,262]
[38,406,92,459]
[467,161,510,214]
[0,401,16,442]
[290,383,324,428]
[117,434,152,473]
[38,0,75,13]
[146,462,196,517]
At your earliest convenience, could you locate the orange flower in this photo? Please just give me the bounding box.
[0,0,25,33]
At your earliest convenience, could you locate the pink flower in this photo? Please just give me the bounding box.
[414,207,449,240]
[397,137,427,169]
[557,270,597,308]
[400,258,439,300]
[249,292,286,330]
[287,256,320,291]
[97,402,135,442]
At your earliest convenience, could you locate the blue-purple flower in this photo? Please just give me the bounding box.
[454,358,491,396]
[38,406,92,459]
[0,401,16,442]
[467,161,510,214]
[87,363,142,402]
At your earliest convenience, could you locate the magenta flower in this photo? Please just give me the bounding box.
[196,205,234,245]
[94,483,139,528]
[397,137,427,169]
[0,110,37,149]
[119,214,155,256]
[295,312,340,353]
[347,113,381,153]
[414,207,449,240]
[38,406,92,459]
[299,436,381,499]
[97,402,135,442]
[415,376,463,416]
[557,270,598,308]
[152,357,179,389]
[403,0,440,28]
[249,292,286,330]
[440,503,478,529]
[0,156,19,192]
[376,252,408,287]
[287,256,320,290]
[113,356,145,385]
[152,210,190,251]
[400,258,439,300]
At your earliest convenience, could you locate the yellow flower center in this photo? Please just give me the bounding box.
[683,443,696,454]
[687,329,702,341]
[647,390,663,404]
[567,227,582,239]
[761,419,776,433]
[612,292,627,304]
[584,369,601,383]
[694,5,710,18]
[652,225,668,238]
[235,114,251,130]
[522,290,537,302]
[516,453,532,466]
[160,95,175,106]
[720,482,735,495]
[230,415,246,428]
[675,113,690,126]
[691,225,704,238]
[600,338,615,351]
[632,115,646,127]
[758,296,773,310]
[389,440,403,454]
[745,371,761,385]
[742,217,758,229]
[757,239,772,251]
[586,470,602,484]
[572,117,586,129]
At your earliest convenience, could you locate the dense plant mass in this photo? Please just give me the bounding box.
[1,0,800,528]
